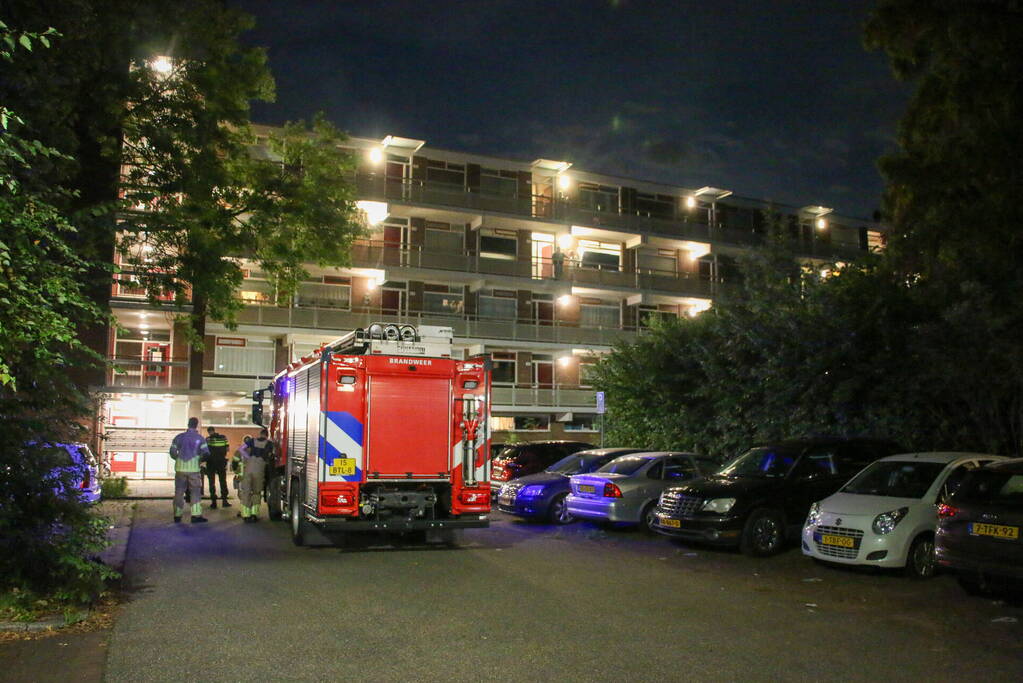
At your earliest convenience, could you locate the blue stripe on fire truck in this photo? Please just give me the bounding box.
[319,410,364,481]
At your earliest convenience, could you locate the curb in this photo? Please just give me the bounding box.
[0,613,88,633]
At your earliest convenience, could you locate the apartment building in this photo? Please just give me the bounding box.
[99,129,886,479]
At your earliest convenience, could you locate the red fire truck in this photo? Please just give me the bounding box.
[253,323,492,546]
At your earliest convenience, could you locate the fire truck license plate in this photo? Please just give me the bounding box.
[329,459,356,476]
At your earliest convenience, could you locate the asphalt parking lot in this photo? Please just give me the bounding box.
[88,501,1023,681]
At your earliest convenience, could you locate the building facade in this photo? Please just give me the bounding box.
[99,129,886,478]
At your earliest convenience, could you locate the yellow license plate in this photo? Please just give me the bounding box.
[660,518,681,528]
[970,523,1019,540]
[329,459,356,476]
[578,484,595,493]
[820,534,855,548]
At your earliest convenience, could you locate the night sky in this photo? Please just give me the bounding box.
[231,1,909,219]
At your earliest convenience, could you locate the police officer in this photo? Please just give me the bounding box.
[170,417,210,523]
[231,435,264,522]
[205,426,231,509]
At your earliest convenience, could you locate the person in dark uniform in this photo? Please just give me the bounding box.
[205,426,231,509]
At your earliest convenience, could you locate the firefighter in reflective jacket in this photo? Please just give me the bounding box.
[249,428,274,501]
[231,436,264,522]
[170,417,210,524]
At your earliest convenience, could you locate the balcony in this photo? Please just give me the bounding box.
[352,241,719,298]
[233,303,636,347]
[104,357,190,389]
[492,385,597,410]
[351,171,871,262]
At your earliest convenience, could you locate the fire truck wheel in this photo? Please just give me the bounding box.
[267,476,283,521]
[290,486,308,547]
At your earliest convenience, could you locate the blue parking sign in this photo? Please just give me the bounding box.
[595,391,605,414]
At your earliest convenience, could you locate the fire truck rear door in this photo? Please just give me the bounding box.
[366,375,451,478]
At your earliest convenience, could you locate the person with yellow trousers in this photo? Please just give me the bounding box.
[170,416,210,523]
[231,435,265,522]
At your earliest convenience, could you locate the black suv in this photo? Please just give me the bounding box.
[652,438,899,556]
[490,441,592,495]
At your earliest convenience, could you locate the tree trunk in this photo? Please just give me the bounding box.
[189,293,207,391]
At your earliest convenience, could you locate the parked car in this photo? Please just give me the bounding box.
[652,438,899,556]
[497,448,645,523]
[801,452,1005,578]
[48,442,102,505]
[935,458,1023,593]
[490,441,591,495]
[567,452,716,531]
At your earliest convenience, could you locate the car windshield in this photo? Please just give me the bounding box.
[841,461,946,498]
[952,471,1023,508]
[546,455,588,474]
[717,447,797,479]
[596,456,649,476]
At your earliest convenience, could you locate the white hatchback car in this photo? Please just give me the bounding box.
[802,452,1005,578]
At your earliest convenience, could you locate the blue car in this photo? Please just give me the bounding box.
[49,443,102,505]
[497,448,643,524]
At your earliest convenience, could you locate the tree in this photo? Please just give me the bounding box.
[0,20,114,602]
[864,1,1023,291]
[115,4,363,388]
[591,215,935,459]
[865,0,1023,455]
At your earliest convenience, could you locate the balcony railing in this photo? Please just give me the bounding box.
[352,171,870,261]
[105,358,189,389]
[351,241,720,298]
[492,385,597,409]
[233,304,637,347]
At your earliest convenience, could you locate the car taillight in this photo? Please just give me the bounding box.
[459,490,489,505]
[603,483,622,498]
[937,503,959,519]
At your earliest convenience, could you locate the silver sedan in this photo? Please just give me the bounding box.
[566,452,713,530]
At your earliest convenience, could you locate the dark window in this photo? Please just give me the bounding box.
[597,456,648,476]
[646,461,664,479]
[664,456,696,481]
[696,457,720,475]
[793,448,839,479]
[842,461,946,498]
[941,464,975,500]
[951,471,1023,507]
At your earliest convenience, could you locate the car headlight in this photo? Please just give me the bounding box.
[519,485,545,498]
[872,507,909,535]
[806,501,822,527]
[701,497,736,514]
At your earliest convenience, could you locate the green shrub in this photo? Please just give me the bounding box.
[101,476,129,498]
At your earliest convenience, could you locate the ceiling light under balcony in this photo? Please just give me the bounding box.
[685,196,697,209]
[686,299,713,317]
[211,399,226,408]
[356,200,388,226]
[368,148,383,164]
[557,174,572,191]
[557,294,574,307]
